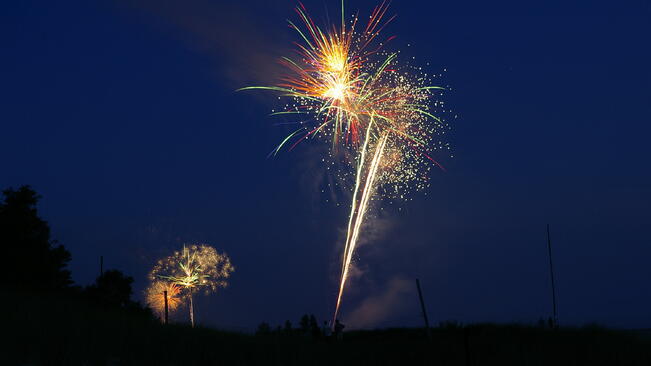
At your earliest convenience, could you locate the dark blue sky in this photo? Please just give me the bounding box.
[2,0,650,331]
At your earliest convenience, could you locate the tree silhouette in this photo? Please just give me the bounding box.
[255,322,272,336]
[85,270,134,308]
[300,314,311,335]
[0,185,71,291]
[283,320,293,335]
[309,314,320,339]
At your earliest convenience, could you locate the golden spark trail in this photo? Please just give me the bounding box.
[334,132,390,321]
[340,116,376,281]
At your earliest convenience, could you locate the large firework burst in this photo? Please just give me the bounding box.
[241,1,450,324]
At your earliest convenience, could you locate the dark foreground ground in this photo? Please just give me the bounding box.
[4,292,650,366]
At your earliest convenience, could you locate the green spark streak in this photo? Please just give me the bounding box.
[273,128,305,156]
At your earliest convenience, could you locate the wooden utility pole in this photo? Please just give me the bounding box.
[100,256,104,277]
[416,279,432,339]
[163,290,169,325]
[546,224,558,327]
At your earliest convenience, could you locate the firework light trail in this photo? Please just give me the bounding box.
[240,1,451,324]
[149,244,235,327]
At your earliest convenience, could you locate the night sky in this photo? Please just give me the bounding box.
[2,0,650,331]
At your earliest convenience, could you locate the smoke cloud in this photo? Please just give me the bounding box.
[114,0,291,85]
[346,276,413,329]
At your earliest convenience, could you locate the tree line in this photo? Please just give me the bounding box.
[1,185,151,315]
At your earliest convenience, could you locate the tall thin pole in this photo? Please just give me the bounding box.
[546,224,558,327]
[416,279,432,339]
[163,290,169,325]
[189,288,195,328]
[100,256,103,277]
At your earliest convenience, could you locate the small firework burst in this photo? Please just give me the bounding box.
[145,280,183,320]
[149,244,235,326]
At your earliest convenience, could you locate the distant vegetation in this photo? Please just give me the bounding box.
[7,294,651,366]
[1,185,149,309]
[3,185,651,365]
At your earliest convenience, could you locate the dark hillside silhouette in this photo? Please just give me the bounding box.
[0,185,72,291]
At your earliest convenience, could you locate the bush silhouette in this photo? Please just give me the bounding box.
[85,269,135,308]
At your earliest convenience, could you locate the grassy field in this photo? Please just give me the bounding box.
[5,291,650,366]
